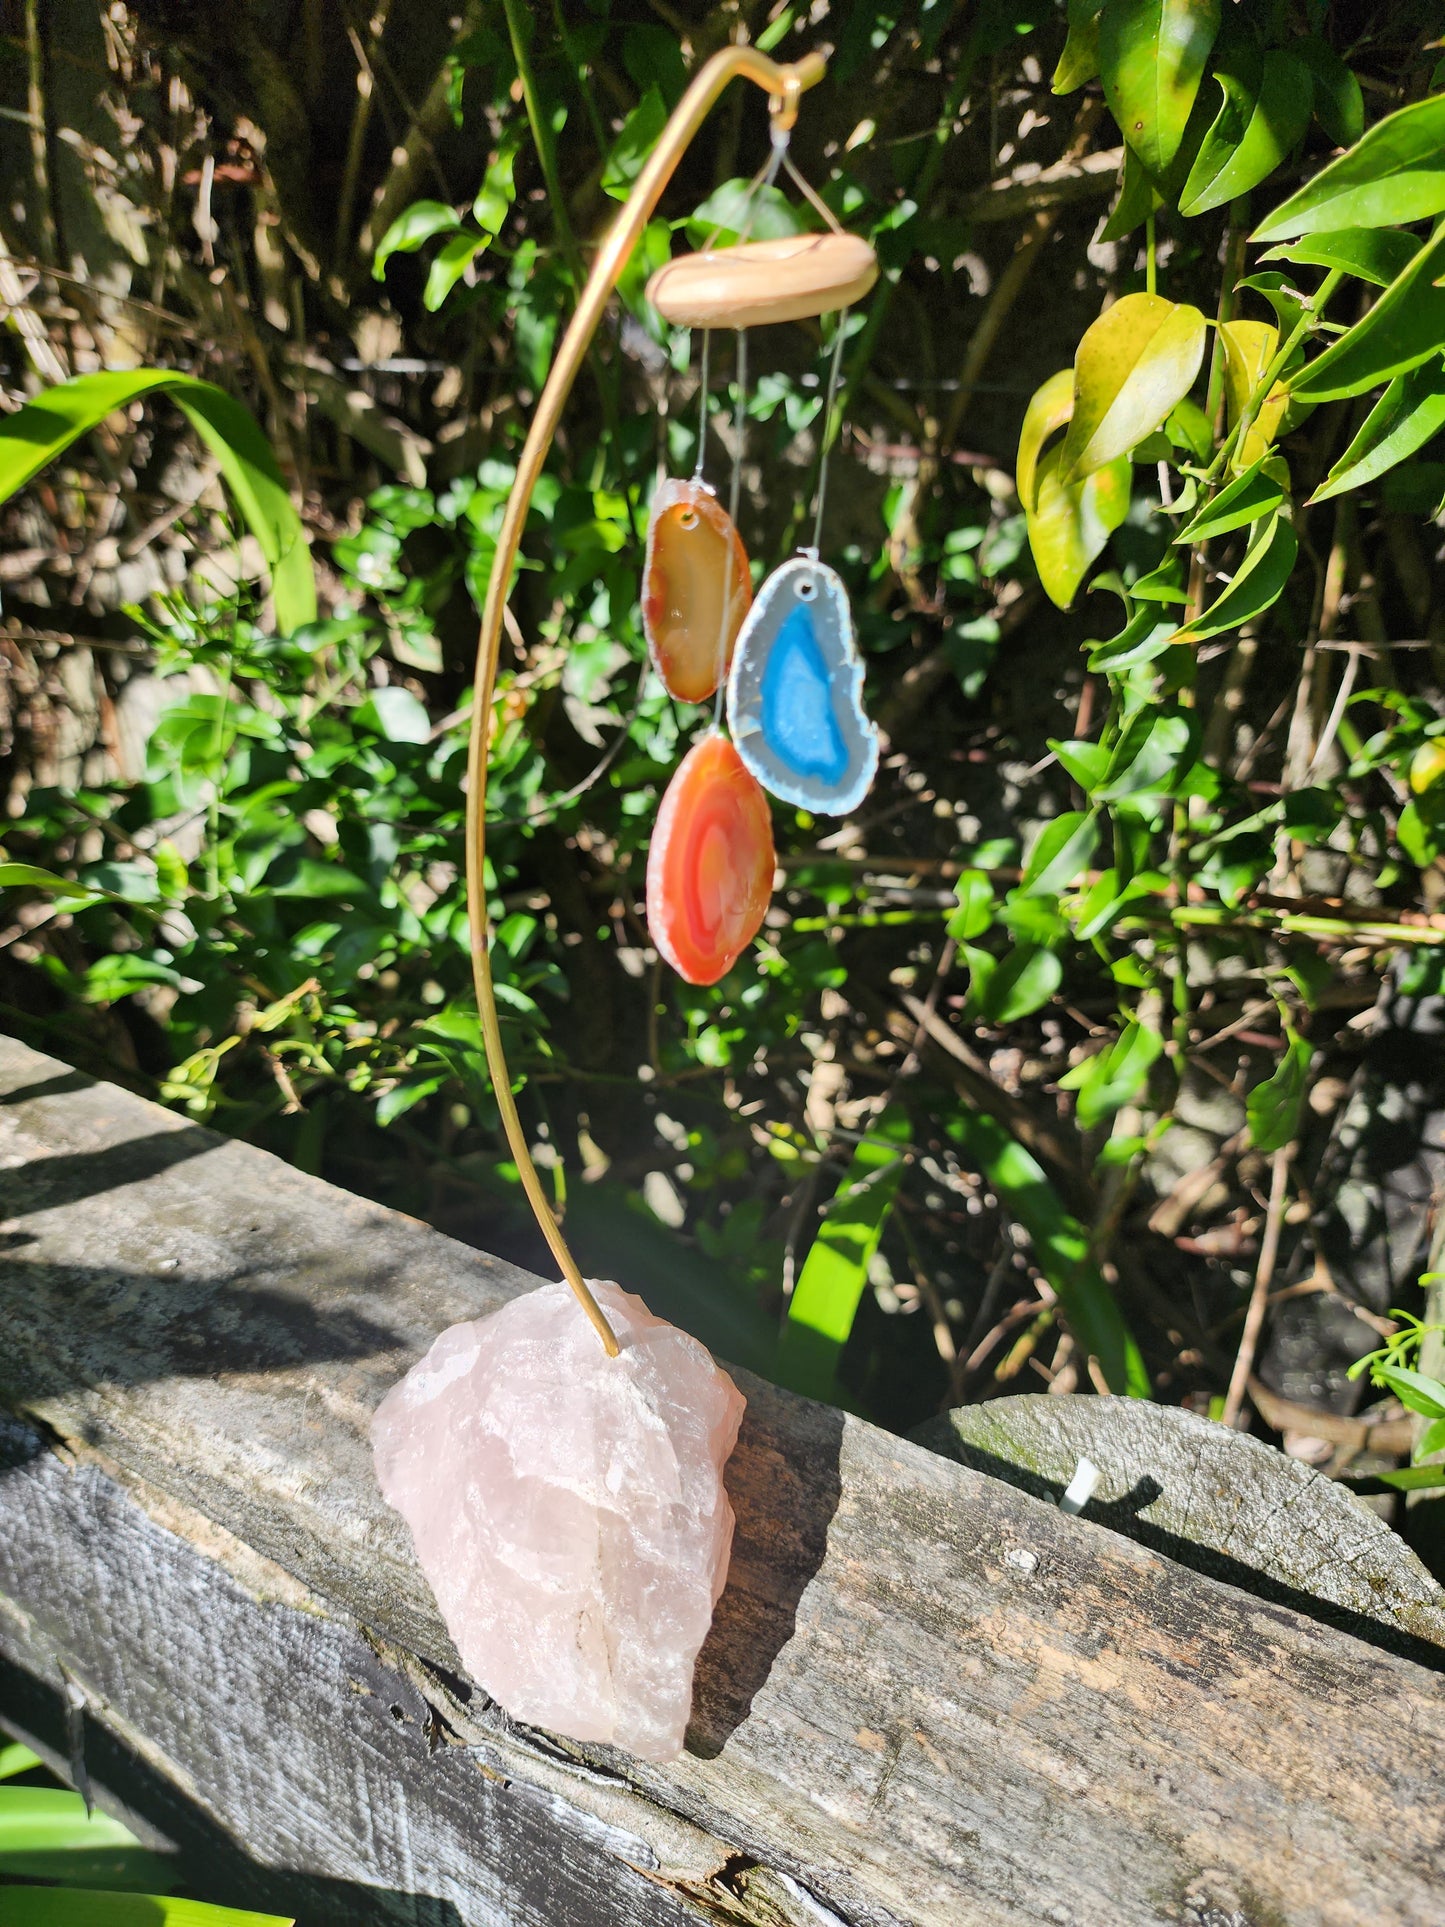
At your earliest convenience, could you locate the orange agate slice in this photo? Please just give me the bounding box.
[643,479,752,704]
[647,734,775,985]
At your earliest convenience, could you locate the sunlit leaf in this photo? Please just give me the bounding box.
[1291,223,1445,401]
[1098,140,1159,243]
[423,231,488,310]
[1179,510,1298,642]
[1098,0,1221,176]
[1061,294,1207,481]
[602,85,668,201]
[1220,319,1288,469]
[0,862,97,897]
[1245,1033,1312,1152]
[1254,93,1445,240]
[372,200,462,279]
[947,869,995,942]
[1258,227,1419,290]
[1310,359,1445,503]
[354,687,431,743]
[977,942,1063,1024]
[1371,1364,1445,1422]
[1059,1019,1164,1128]
[1179,47,1312,218]
[2,1891,291,1927]
[777,1107,911,1402]
[473,144,518,234]
[1016,368,1074,514]
[1174,457,1286,544]
[947,1110,1149,1395]
[0,372,314,633]
[685,180,807,249]
[1027,445,1131,608]
[1052,0,1104,93]
[1020,811,1100,897]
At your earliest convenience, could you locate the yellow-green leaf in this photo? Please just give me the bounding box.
[1177,510,1298,642]
[1016,368,1075,514]
[1220,318,1288,469]
[1052,0,1105,94]
[1027,445,1131,609]
[1060,293,1207,481]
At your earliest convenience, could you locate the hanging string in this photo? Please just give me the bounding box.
[692,327,712,482]
[713,328,749,729]
[805,306,851,567]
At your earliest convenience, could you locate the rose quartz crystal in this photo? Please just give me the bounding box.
[371,1279,746,1762]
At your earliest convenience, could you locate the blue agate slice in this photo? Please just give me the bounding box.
[726,556,878,815]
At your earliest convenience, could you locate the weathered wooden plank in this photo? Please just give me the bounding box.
[0,1413,732,1927]
[915,1395,1445,1652]
[2,1035,1445,1925]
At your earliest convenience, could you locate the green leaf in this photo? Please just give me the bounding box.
[1253,93,1445,241]
[947,1109,1149,1395]
[1059,1019,1164,1128]
[1291,222,1445,401]
[1179,47,1313,218]
[1016,368,1075,514]
[1098,0,1221,176]
[977,942,1063,1024]
[423,231,487,311]
[1418,1415,1445,1459]
[0,371,314,633]
[1086,606,1178,672]
[1366,1464,1445,1492]
[0,1892,292,1927]
[1052,0,1105,94]
[947,869,995,942]
[685,180,807,249]
[1098,140,1160,243]
[376,1073,448,1126]
[0,861,96,897]
[1179,510,1298,642]
[0,1745,42,1780]
[777,1107,910,1403]
[1174,456,1286,543]
[1027,445,1131,609]
[1258,227,1420,289]
[1021,811,1100,897]
[1372,1364,1445,1422]
[1166,394,1213,461]
[1293,36,1363,149]
[372,199,462,279]
[1061,294,1207,481]
[603,85,668,201]
[1050,737,1111,790]
[473,144,518,234]
[354,686,431,743]
[1245,1033,1312,1152]
[1310,359,1445,503]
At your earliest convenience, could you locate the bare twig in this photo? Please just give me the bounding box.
[1223,1146,1291,1428]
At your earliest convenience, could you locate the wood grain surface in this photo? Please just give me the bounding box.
[1,1035,1443,1926]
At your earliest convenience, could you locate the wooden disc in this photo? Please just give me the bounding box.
[646,232,878,330]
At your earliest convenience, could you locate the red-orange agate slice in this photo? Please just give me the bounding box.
[647,734,775,985]
[643,479,752,704]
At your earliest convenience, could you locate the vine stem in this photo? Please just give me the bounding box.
[1204,269,1345,485]
[465,44,827,1359]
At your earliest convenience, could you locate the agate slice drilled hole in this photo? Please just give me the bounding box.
[643,478,753,704]
[646,733,775,986]
[646,232,879,331]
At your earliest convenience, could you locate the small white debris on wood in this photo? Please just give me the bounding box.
[1004,1547,1039,1573]
[1059,1457,1100,1517]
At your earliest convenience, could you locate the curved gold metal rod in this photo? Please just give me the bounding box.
[466,45,829,1357]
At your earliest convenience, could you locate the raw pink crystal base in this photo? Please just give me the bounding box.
[372,1279,746,1762]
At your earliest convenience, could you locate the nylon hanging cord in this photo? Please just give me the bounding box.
[692,326,712,482]
[806,305,851,567]
[713,326,748,728]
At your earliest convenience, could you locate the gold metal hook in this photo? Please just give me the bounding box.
[465,47,828,1358]
[770,72,803,134]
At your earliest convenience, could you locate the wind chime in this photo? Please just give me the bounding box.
[373,46,885,1764]
[641,129,880,987]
